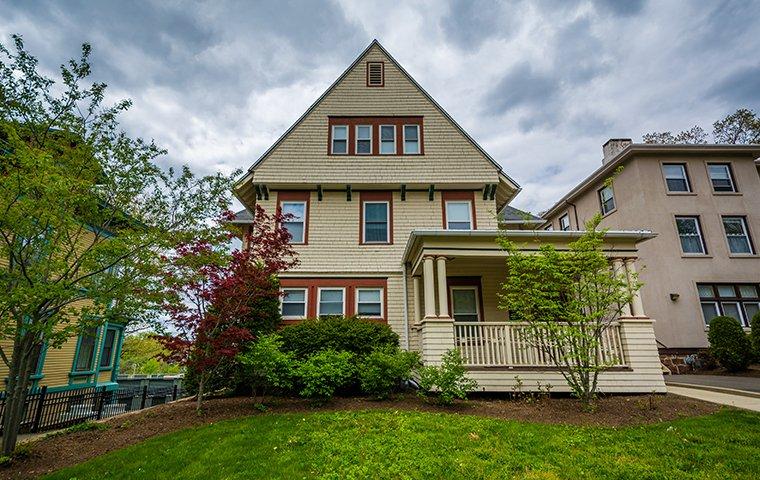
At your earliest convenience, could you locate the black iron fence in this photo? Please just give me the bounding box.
[0,384,185,435]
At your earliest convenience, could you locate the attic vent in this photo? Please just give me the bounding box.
[367,62,384,87]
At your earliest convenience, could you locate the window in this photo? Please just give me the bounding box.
[367,62,384,86]
[598,185,616,215]
[445,201,472,230]
[281,288,307,319]
[544,225,554,231]
[675,216,706,254]
[707,163,736,192]
[450,287,480,322]
[698,283,759,327]
[403,125,419,154]
[356,125,372,155]
[331,125,348,154]
[722,216,754,255]
[380,125,396,154]
[363,201,389,243]
[74,327,98,372]
[99,329,117,368]
[559,214,570,231]
[662,163,690,192]
[318,288,345,317]
[281,201,306,244]
[356,288,383,318]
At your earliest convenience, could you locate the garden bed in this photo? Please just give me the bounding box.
[2,393,720,479]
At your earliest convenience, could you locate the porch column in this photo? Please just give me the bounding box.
[436,256,450,318]
[625,258,646,317]
[613,258,632,317]
[423,256,436,318]
[412,276,422,324]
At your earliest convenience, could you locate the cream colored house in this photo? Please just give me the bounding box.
[233,41,665,393]
[542,140,760,363]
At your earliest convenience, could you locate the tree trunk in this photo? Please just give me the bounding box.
[2,338,35,456]
[196,375,204,413]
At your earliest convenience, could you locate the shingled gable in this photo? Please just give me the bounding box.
[235,40,519,208]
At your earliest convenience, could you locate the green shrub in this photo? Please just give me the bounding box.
[418,349,478,405]
[359,346,420,399]
[237,334,296,401]
[65,421,110,433]
[707,316,752,372]
[296,349,356,403]
[751,311,760,361]
[279,316,399,359]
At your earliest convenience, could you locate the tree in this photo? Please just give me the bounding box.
[643,125,707,144]
[0,36,235,455]
[120,332,181,375]
[498,214,640,405]
[643,108,760,145]
[158,206,297,411]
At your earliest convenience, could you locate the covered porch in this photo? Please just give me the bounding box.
[403,229,666,393]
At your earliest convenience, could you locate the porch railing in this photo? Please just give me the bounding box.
[454,322,627,368]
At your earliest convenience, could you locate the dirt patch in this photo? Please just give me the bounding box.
[1,393,720,479]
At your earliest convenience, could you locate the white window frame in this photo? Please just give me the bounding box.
[317,287,345,317]
[355,287,384,319]
[445,201,473,230]
[362,201,390,243]
[355,125,372,155]
[707,163,736,192]
[379,125,396,155]
[281,288,308,320]
[662,163,691,193]
[722,216,754,255]
[402,124,420,154]
[281,201,307,244]
[598,185,616,215]
[331,125,348,155]
[449,286,480,322]
[559,214,570,231]
[675,216,706,255]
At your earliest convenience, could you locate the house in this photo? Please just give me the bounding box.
[542,139,760,370]
[233,41,665,393]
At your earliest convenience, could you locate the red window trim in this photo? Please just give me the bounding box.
[277,191,310,245]
[441,191,477,230]
[328,116,424,156]
[366,61,385,87]
[279,278,388,324]
[446,276,485,322]
[360,191,393,245]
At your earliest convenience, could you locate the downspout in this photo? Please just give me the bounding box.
[401,262,410,350]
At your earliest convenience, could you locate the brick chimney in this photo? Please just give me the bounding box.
[602,138,632,164]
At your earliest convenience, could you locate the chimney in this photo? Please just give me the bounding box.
[602,138,632,164]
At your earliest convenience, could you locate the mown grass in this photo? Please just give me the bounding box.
[45,408,760,480]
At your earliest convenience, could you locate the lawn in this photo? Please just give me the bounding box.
[44,408,760,480]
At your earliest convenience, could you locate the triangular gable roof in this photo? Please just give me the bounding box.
[242,40,520,194]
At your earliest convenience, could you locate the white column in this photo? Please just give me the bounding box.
[625,258,646,317]
[412,276,422,324]
[613,258,632,317]
[436,257,449,318]
[423,256,436,318]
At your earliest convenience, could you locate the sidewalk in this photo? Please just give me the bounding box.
[667,385,760,412]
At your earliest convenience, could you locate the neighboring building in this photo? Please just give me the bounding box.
[233,41,665,393]
[542,139,760,360]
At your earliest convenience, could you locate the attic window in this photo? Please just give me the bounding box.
[367,62,384,87]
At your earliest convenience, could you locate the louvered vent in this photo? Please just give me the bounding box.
[367,62,384,87]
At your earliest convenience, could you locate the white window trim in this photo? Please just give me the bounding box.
[722,216,755,255]
[559,213,570,231]
[281,200,307,244]
[281,287,308,320]
[317,287,345,317]
[599,186,616,215]
[362,200,390,243]
[355,287,384,319]
[355,125,372,155]
[402,124,420,154]
[663,163,691,192]
[707,163,736,192]
[449,286,480,321]
[675,216,706,255]
[379,125,396,155]
[331,125,348,155]
[445,200,473,230]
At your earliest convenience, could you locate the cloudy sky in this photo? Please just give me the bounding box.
[1,0,758,213]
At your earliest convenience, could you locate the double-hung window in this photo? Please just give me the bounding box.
[363,201,389,243]
[403,125,420,154]
[318,288,345,317]
[99,328,118,368]
[445,201,472,230]
[598,185,616,215]
[356,125,372,154]
[675,216,706,254]
[559,214,570,231]
[450,286,480,322]
[662,163,690,192]
[699,283,759,327]
[707,163,736,192]
[722,216,754,255]
[281,288,307,319]
[380,125,396,154]
[356,288,383,318]
[74,327,98,372]
[281,201,307,244]
[331,125,348,154]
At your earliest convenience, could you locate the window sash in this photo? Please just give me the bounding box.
[675,217,705,254]
[99,329,117,368]
[282,288,307,318]
[663,164,690,192]
[698,283,759,327]
[599,186,615,214]
[445,201,472,230]
[451,287,479,322]
[722,216,753,254]
[559,214,570,231]
[380,125,396,154]
[356,125,372,155]
[363,201,389,243]
[403,125,419,154]
[281,201,306,243]
[707,164,735,192]
[74,328,98,372]
[332,125,348,154]
[356,288,383,318]
[318,288,345,317]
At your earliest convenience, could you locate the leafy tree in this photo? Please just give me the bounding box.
[498,214,640,405]
[643,125,707,144]
[120,332,181,376]
[0,36,235,455]
[643,108,760,144]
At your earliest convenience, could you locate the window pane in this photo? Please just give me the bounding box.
[739,285,758,298]
[697,285,714,298]
[282,303,305,317]
[676,217,704,253]
[357,289,382,317]
[452,289,477,315]
[676,217,697,235]
[320,303,342,315]
[723,217,752,254]
[282,202,305,221]
[358,302,381,316]
[357,126,370,139]
[721,302,743,322]
[560,215,570,230]
[333,140,347,154]
[100,330,116,368]
[365,203,387,222]
[75,328,97,371]
[321,290,343,302]
[333,126,347,140]
[446,202,471,229]
[744,303,760,322]
[663,164,689,192]
[717,285,735,297]
[365,222,388,242]
[708,164,734,191]
[701,302,719,324]
[358,289,381,303]
[404,125,418,141]
[381,126,394,140]
[284,289,305,302]
[284,222,304,243]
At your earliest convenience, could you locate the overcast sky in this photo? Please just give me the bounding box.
[2,0,758,213]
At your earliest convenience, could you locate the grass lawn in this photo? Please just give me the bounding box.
[45,408,759,480]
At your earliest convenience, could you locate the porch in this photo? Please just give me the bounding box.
[403,229,667,393]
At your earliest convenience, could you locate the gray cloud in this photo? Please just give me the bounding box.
[707,65,760,109]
